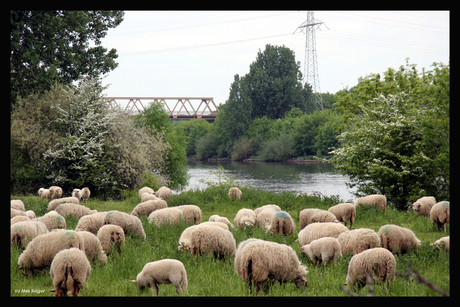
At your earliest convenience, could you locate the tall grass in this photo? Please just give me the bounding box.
[11,187,449,296]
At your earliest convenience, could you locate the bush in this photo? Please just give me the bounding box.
[195,133,220,159]
[257,133,296,161]
[231,138,257,160]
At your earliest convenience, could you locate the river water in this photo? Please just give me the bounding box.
[183,160,356,202]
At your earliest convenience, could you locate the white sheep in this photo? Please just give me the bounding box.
[234,239,308,293]
[156,186,173,200]
[190,224,236,259]
[81,187,91,203]
[148,207,184,227]
[11,208,27,219]
[72,189,82,201]
[432,236,449,252]
[36,210,66,231]
[255,207,277,231]
[55,203,97,219]
[39,188,53,201]
[131,259,188,296]
[50,248,91,297]
[103,210,146,241]
[77,231,107,265]
[138,186,155,198]
[48,197,80,210]
[297,222,349,246]
[49,186,63,199]
[228,187,242,201]
[11,199,25,211]
[97,224,125,255]
[11,215,31,225]
[253,204,281,217]
[140,192,158,202]
[75,212,108,234]
[130,199,168,218]
[430,201,450,232]
[208,215,234,229]
[353,194,387,211]
[178,222,229,252]
[411,196,436,216]
[345,247,396,288]
[328,203,356,229]
[270,210,295,235]
[11,221,48,249]
[175,205,202,224]
[25,210,36,219]
[234,208,256,229]
[337,228,381,256]
[299,208,339,230]
[378,224,421,255]
[300,237,342,267]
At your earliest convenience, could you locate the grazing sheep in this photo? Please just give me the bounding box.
[411,196,436,216]
[11,208,27,219]
[25,210,36,219]
[80,187,91,203]
[430,201,450,232]
[72,189,82,201]
[148,207,184,227]
[11,221,48,249]
[234,239,308,293]
[190,224,236,259]
[228,187,242,201]
[75,212,108,234]
[178,222,229,252]
[253,204,281,217]
[131,259,188,296]
[140,192,158,202]
[328,203,356,229]
[299,208,339,230]
[36,211,66,231]
[138,186,155,198]
[49,186,63,199]
[103,210,146,241]
[55,203,97,219]
[378,224,421,255]
[255,208,277,231]
[353,194,387,211]
[175,205,202,224]
[39,188,53,201]
[18,230,85,275]
[300,237,342,267]
[156,186,173,200]
[234,208,256,229]
[77,231,107,265]
[50,248,91,297]
[345,247,396,288]
[97,224,125,255]
[297,222,349,246]
[11,215,31,225]
[130,199,168,218]
[11,199,25,211]
[337,228,381,256]
[208,215,234,229]
[48,197,80,210]
[270,211,295,235]
[432,236,449,252]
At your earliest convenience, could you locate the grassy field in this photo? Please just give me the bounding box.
[10,185,449,297]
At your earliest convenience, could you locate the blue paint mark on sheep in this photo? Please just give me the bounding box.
[274,211,290,219]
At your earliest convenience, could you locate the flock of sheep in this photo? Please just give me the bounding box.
[11,185,450,296]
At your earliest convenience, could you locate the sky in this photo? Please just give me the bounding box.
[100,10,449,109]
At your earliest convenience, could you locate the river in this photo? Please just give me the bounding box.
[182,160,356,202]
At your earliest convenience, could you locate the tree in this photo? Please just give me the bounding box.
[10,10,124,107]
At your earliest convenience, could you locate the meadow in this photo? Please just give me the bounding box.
[10,185,450,297]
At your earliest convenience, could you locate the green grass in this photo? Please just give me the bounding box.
[10,187,449,296]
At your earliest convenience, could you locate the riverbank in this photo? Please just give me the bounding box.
[187,157,324,163]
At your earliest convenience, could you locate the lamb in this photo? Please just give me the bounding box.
[50,248,91,297]
[140,192,158,202]
[97,224,125,255]
[75,212,108,234]
[55,203,97,219]
[328,203,356,229]
[299,208,339,230]
[131,259,188,296]
[228,187,242,201]
[175,205,202,224]
[432,236,449,252]
[11,199,25,211]
[353,194,387,211]
[39,188,53,201]
[103,210,146,241]
[49,186,63,199]
[255,207,277,231]
[178,222,229,252]
[80,187,91,203]
[208,215,234,229]
[299,237,342,267]
[11,221,48,249]
[190,224,236,259]
[18,230,85,275]
[148,207,184,227]
[156,186,173,200]
[36,210,66,231]
[411,196,436,216]
[138,186,155,198]
[234,239,308,293]
[253,204,281,217]
[130,199,168,218]
[297,222,349,246]
[337,228,381,256]
[345,247,396,288]
[72,188,82,201]
[234,208,256,229]
[77,231,107,265]
[48,197,80,210]
[270,211,295,235]
[378,224,421,255]
[430,201,450,232]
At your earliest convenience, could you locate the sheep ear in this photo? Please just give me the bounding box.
[130,280,137,283]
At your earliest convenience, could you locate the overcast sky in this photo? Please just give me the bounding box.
[100,10,449,108]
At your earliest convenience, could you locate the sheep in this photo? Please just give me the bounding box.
[18,230,85,275]
[25,210,36,219]
[175,205,202,224]
[253,204,281,217]
[430,201,450,232]
[138,186,155,198]
[97,224,125,255]
[39,188,53,201]
[11,199,25,211]
[81,187,91,203]
[11,221,48,249]
[345,247,396,288]
[72,189,82,201]
[140,192,158,202]
[50,248,91,297]
[228,187,242,201]
[131,259,188,296]
[55,203,97,219]
[297,222,349,246]
[103,210,146,241]
[190,224,236,259]
[11,208,27,219]
[255,207,277,231]
[299,208,339,230]
[234,208,256,229]
[270,211,295,235]
[48,197,80,211]
[353,194,387,211]
[75,212,108,234]
[11,215,31,225]
[36,210,66,231]
[432,236,449,252]
[156,186,173,200]
[378,224,421,255]
[148,207,184,227]
[234,239,308,293]
[328,203,356,230]
[77,231,107,265]
[411,196,436,216]
[178,222,229,252]
[299,237,342,267]
[130,199,168,218]
[337,228,381,256]
[49,186,63,199]
[208,215,234,229]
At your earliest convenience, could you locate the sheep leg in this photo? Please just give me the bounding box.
[151,283,159,296]
[73,286,80,297]
[255,281,263,293]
